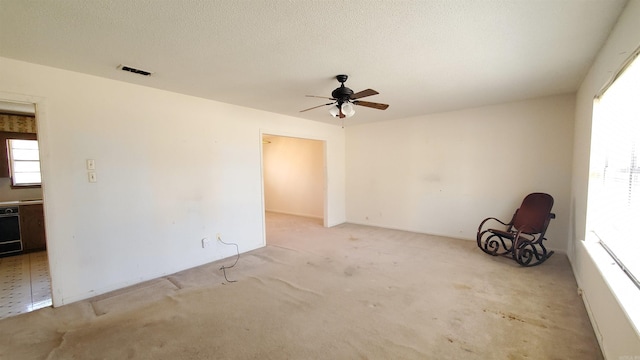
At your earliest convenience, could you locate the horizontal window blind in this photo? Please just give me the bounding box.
[589,51,640,288]
[8,139,41,186]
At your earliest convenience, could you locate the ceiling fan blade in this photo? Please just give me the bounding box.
[350,89,379,100]
[300,103,334,112]
[305,95,336,100]
[353,100,389,110]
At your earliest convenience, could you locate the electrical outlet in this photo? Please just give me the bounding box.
[201,238,210,248]
[217,233,222,241]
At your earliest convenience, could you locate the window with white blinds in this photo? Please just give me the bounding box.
[589,51,640,288]
[7,139,41,186]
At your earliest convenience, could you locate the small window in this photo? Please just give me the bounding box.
[7,139,41,186]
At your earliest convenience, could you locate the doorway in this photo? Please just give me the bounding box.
[0,99,51,319]
[261,134,326,244]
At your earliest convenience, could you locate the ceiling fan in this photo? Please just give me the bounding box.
[300,75,389,119]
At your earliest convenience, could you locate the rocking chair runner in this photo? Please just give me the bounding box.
[476,193,555,266]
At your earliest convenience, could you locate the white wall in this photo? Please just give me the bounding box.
[569,0,640,357]
[0,57,346,306]
[263,135,324,219]
[346,94,575,251]
[0,178,43,201]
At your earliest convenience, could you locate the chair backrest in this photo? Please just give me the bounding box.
[513,193,554,234]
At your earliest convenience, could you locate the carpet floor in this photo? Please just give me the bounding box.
[0,212,601,359]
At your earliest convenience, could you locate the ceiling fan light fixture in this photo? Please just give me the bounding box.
[341,102,355,117]
[329,105,340,117]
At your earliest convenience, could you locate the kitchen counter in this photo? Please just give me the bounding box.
[0,199,43,206]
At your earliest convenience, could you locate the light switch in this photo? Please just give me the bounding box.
[88,172,97,183]
[86,159,95,170]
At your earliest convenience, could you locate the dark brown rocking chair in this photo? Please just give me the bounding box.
[476,193,555,266]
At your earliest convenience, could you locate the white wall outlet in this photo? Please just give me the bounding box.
[86,159,96,170]
[88,172,97,183]
[201,238,210,248]
[216,233,222,241]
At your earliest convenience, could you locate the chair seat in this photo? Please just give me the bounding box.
[488,228,533,240]
[488,228,515,239]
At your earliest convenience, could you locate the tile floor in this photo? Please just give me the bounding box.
[0,251,52,320]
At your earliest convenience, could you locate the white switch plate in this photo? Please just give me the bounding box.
[88,172,97,183]
[86,159,95,170]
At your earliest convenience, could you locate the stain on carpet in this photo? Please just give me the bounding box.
[453,283,472,290]
[90,278,179,316]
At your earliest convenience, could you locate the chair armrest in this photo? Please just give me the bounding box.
[477,217,510,233]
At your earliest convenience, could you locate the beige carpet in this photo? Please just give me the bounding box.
[0,212,601,359]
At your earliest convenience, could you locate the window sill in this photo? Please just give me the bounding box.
[584,233,640,335]
[9,183,41,189]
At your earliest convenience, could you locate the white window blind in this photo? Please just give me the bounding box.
[8,139,41,186]
[589,51,640,287]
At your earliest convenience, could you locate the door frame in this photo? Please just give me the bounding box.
[259,130,328,245]
[0,92,55,305]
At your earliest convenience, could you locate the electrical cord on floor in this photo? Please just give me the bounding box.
[219,238,240,283]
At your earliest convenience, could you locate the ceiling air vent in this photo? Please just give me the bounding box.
[117,64,153,76]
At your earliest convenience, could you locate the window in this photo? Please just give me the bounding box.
[588,50,640,287]
[7,139,41,186]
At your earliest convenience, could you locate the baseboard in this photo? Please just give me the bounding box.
[573,271,605,354]
[265,210,323,220]
[345,219,472,242]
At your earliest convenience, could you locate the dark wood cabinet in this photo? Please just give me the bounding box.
[19,204,46,252]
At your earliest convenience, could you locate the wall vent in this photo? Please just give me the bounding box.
[117,64,153,76]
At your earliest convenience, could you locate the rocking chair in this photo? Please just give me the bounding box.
[476,193,555,266]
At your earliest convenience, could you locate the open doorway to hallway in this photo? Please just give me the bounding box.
[262,134,326,244]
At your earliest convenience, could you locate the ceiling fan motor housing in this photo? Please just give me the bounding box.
[332,75,354,104]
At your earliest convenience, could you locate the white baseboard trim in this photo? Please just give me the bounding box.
[265,210,323,220]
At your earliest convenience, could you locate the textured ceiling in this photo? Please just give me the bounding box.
[0,0,628,126]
